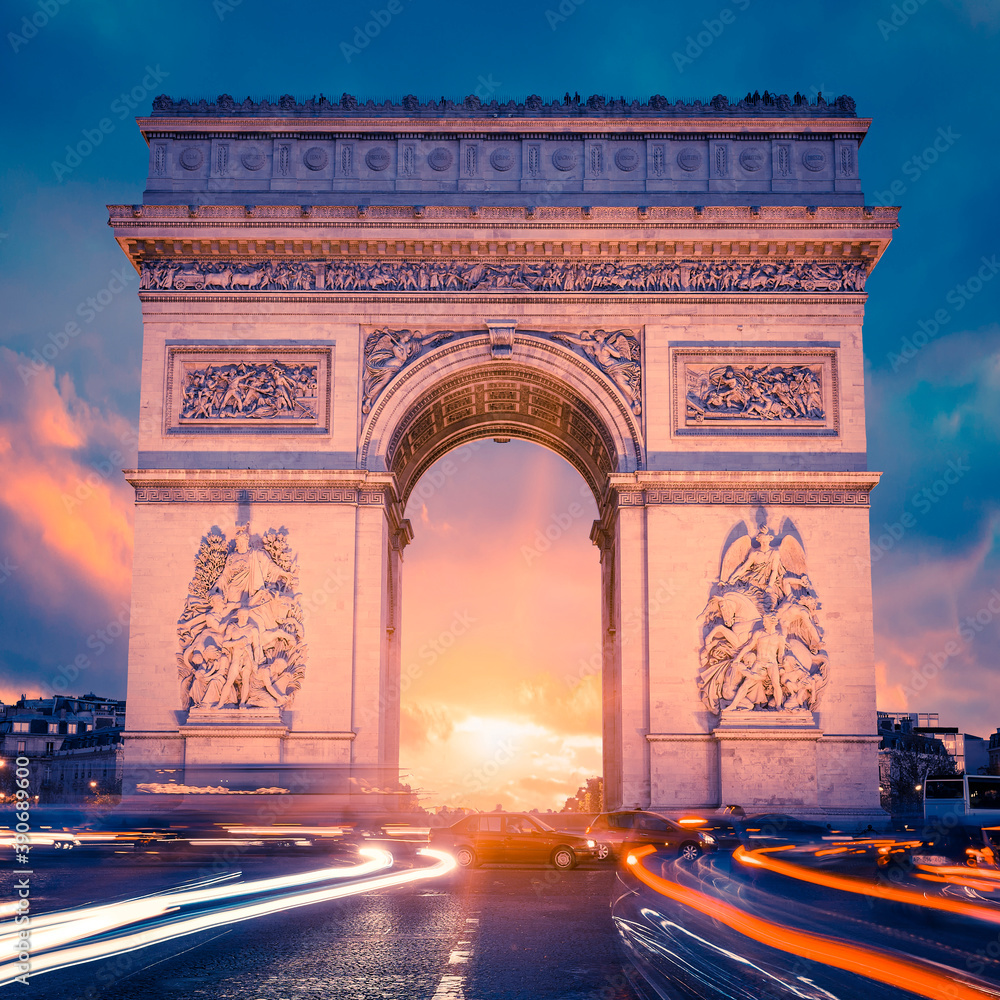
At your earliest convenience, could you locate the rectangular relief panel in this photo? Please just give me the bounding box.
[164,346,332,435]
[672,347,838,436]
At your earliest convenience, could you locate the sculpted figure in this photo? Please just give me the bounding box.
[362,327,456,413]
[698,516,829,715]
[552,329,642,415]
[177,523,308,712]
[213,524,292,606]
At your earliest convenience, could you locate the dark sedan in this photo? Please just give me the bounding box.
[585,810,716,862]
[429,812,598,869]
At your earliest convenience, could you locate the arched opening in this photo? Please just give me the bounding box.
[361,342,643,812]
[398,439,602,812]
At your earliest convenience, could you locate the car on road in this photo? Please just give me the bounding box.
[877,823,999,880]
[429,812,598,869]
[585,810,716,862]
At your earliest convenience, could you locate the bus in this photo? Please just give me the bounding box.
[923,774,1000,823]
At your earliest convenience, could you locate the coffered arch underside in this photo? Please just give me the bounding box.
[360,339,643,506]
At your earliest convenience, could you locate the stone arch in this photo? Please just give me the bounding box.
[360,334,644,506]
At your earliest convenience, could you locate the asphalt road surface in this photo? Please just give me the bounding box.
[23,855,641,1000]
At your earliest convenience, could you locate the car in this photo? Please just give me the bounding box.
[877,823,999,880]
[428,812,598,870]
[585,810,716,862]
[733,813,845,848]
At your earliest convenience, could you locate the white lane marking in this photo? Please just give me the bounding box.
[432,910,479,998]
[431,974,465,998]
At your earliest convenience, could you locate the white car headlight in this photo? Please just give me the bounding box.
[701,834,716,845]
[586,839,595,848]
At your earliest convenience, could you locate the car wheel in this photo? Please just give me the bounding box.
[679,841,701,862]
[595,842,611,861]
[455,846,478,869]
[552,846,577,870]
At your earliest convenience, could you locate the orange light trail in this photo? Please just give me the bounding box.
[733,845,1000,925]
[626,846,997,1000]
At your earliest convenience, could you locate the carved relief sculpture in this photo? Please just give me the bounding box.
[180,361,318,421]
[178,524,307,711]
[552,329,642,415]
[685,363,824,423]
[361,327,456,413]
[140,259,868,295]
[698,517,828,715]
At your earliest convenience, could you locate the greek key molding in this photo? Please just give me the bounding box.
[132,486,389,504]
[619,488,871,506]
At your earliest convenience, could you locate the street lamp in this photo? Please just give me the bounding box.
[89,781,97,789]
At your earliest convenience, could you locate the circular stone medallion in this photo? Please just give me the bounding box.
[614,147,640,172]
[303,146,328,171]
[738,146,766,172]
[489,147,515,171]
[552,148,577,171]
[241,146,266,171]
[365,146,391,171]
[179,147,203,170]
[676,147,702,171]
[428,147,454,171]
[802,149,827,172]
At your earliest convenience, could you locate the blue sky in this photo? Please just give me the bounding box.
[1,0,999,799]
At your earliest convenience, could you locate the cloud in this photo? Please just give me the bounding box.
[0,349,135,696]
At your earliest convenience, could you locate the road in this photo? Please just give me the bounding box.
[19,854,641,1000]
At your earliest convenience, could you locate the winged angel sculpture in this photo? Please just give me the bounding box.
[361,328,457,414]
[698,519,828,714]
[177,524,307,711]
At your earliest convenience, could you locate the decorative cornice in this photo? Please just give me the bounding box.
[147,91,858,122]
[125,469,400,505]
[607,471,881,507]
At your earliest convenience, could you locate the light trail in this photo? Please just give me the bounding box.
[626,846,998,1000]
[0,848,394,962]
[733,844,1000,925]
[0,849,455,987]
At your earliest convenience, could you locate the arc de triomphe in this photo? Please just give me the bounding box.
[113,91,894,818]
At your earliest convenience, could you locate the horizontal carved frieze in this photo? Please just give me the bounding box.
[141,259,866,295]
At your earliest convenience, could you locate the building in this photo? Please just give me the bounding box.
[0,695,126,800]
[48,727,125,799]
[989,730,1000,776]
[876,712,953,816]
[115,90,893,820]
[876,711,990,775]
